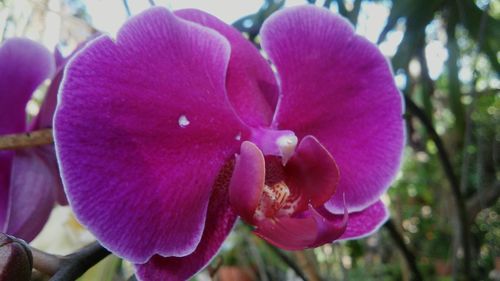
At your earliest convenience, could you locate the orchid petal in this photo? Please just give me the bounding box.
[309,205,348,247]
[261,6,405,213]
[0,153,13,229]
[229,141,265,224]
[30,69,61,130]
[254,216,316,250]
[0,38,54,134]
[285,135,339,211]
[27,92,68,208]
[338,200,389,240]
[315,200,388,240]
[31,35,97,131]
[175,9,279,127]
[34,146,67,206]
[4,148,56,242]
[30,37,98,206]
[54,47,65,68]
[254,204,347,250]
[0,38,54,232]
[135,163,237,281]
[54,7,246,263]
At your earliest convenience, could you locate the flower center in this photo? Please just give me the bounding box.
[252,154,305,222]
[254,181,298,220]
[228,136,345,250]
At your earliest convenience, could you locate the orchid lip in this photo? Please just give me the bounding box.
[229,135,343,250]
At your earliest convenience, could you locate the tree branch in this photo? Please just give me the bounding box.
[122,0,131,17]
[445,3,465,135]
[0,129,53,150]
[350,0,363,26]
[461,2,491,223]
[49,242,110,281]
[232,0,285,42]
[31,248,60,276]
[467,181,500,223]
[404,95,471,280]
[267,245,309,281]
[293,251,321,281]
[335,0,348,18]
[384,219,423,281]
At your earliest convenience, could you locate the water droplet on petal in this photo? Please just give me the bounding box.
[178,115,190,128]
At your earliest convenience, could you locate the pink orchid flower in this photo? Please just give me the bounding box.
[0,38,66,242]
[54,5,404,280]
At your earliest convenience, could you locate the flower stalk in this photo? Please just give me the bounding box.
[30,241,110,281]
[0,129,53,150]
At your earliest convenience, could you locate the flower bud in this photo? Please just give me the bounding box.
[0,233,32,281]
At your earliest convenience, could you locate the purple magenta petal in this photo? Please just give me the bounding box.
[4,148,56,242]
[30,38,98,206]
[229,141,265,224]
[285,136,339,211]
[338,200,389,240]
[0,38,54,134]
[30,69,61,130]
[254,204,346,250]
[31,36,98,131]
[25,71,65,209]
[54,7,246,263]
[318,200,388,240]
[308,204,347,247]
[54,47,65,68]
[0,38,54,233]
[261,6,405,213]
[26,55,70,207]
[0,153,13,229]
[175,9,279,127]
[254,215,316,250]
[34,145,66,205]
[135,163,237,281]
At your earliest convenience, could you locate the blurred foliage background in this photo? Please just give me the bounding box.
[0,0,498,280]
